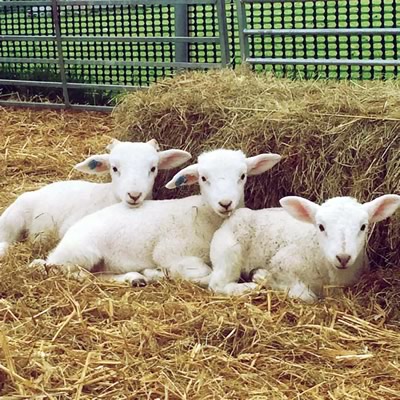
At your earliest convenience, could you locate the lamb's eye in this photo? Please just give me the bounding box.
[150,166,156,173]
[240,173,246,180]
[201,176,207,182]
[112,166,118,173]
[318,224,325,232]
[360,224,366,231]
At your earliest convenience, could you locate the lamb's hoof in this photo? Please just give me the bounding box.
[250,268,268,284]
[234,282,257,295]
[194,274,211,288]
[29,258,47,273]
[0,243,8,260]
[220,282,257,296]
[131,278,147,288]
[113,272,148,287]
[300,293,319,304]
[142,268,165,282]
[288,283,319,304]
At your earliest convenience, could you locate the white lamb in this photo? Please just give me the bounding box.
[0,139,191,258]
[209,194,400,302]
[31,149,281,285]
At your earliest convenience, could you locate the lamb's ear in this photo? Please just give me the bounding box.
[106,139,121,152]
[74,154,110,175]
[363,194,400,223]
[165,164,199,189]
[280,196,320,224]
[146,139,160,151]
[246,153,281,176]
[158,150,192,170]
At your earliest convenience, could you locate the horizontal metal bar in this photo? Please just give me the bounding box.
[57,0,217,5]
[64,59,221,68]
[0,79,62,88]
[67,82,142,90]
[3,29,398,41]
[1,1,52,6]
[69,104,114,111]
[0,100,66,110]
[0,35,56,42]
[64,35,220,43]
[66,36,219,43]
[1,0,217,6]
[0,35,219,44]
[0,79,143,91]
[241,0,322,3]
[0,57,221,69]
[244,28,400,36]
[0,57,59,64]
[246,57,400,66]
[0,100,114,112]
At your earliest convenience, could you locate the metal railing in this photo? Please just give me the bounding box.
[0,0,230,111]
[236,0,400,78]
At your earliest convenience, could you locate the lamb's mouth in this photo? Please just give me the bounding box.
[217,210,233,217]
[126,201,141,207]
[334,264,348,270]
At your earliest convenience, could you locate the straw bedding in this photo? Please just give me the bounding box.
[0,73,399,399]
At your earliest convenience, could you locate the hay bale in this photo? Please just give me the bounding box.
[113,69,400,267]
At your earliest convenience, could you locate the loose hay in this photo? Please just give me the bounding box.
[0,108,113,197]
[0,93,399,398]
[113,68,400,268]
[1,243,400,398]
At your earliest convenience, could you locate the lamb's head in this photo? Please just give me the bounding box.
[75,139,191,207]
[166,149,281,218]
[280,195,400,270]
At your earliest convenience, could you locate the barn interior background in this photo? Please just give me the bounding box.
[1,0,400,110]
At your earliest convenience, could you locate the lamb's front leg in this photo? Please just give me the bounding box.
[287,281,318,304]
[0,194,32,259]
[98,271,148,287]
[264,246,319,304]
[250,268,269,284]
[152,237,212,286]
[164,256,212,286]
[100,269,165,287]
[208,227,256,295]
[142,268,166,282]
[29,258,93,281]
[29,238,102,281]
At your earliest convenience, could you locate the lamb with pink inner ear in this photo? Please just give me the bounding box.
[208,194,400,303]
[0,139,191,259]
[29,148,282,286]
